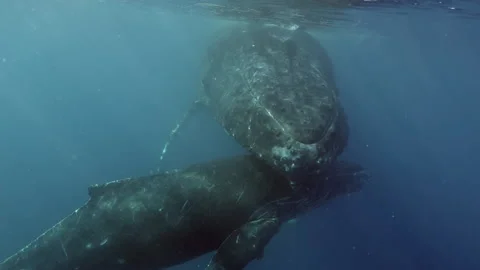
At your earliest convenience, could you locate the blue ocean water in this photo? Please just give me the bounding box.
[0,1,479,269]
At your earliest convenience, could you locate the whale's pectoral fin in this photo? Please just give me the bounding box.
[159,97,206,162]
[205,213,280,270]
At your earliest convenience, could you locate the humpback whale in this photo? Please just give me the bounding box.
[161,23,348,181]
[200,23,348,179]
[0,155,366,270]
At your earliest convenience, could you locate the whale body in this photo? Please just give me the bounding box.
[0,155,366,270]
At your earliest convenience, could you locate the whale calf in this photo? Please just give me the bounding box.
[0,155,366,270]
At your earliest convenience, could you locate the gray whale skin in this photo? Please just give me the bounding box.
[0,155,366,270]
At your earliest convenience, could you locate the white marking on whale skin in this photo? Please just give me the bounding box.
[236,188,245,203]
[98,196,117,211]
[180,200,190,213]
[165,210,185,228]
[75,208,83,226]
[264,22,300,32]
[271,143,319,172]
[206,183,216,192]
[265,108,286,133]
[128,201,146,223]
[100,238,108,246]
[271,146,299,161]
[60,240,68,259]
[176,215,184,226]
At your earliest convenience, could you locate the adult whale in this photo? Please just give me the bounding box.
[200,23,349,179]
[161,23,348,181]
[0,155,366,270]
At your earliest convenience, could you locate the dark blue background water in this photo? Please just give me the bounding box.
[1,1,479,269]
